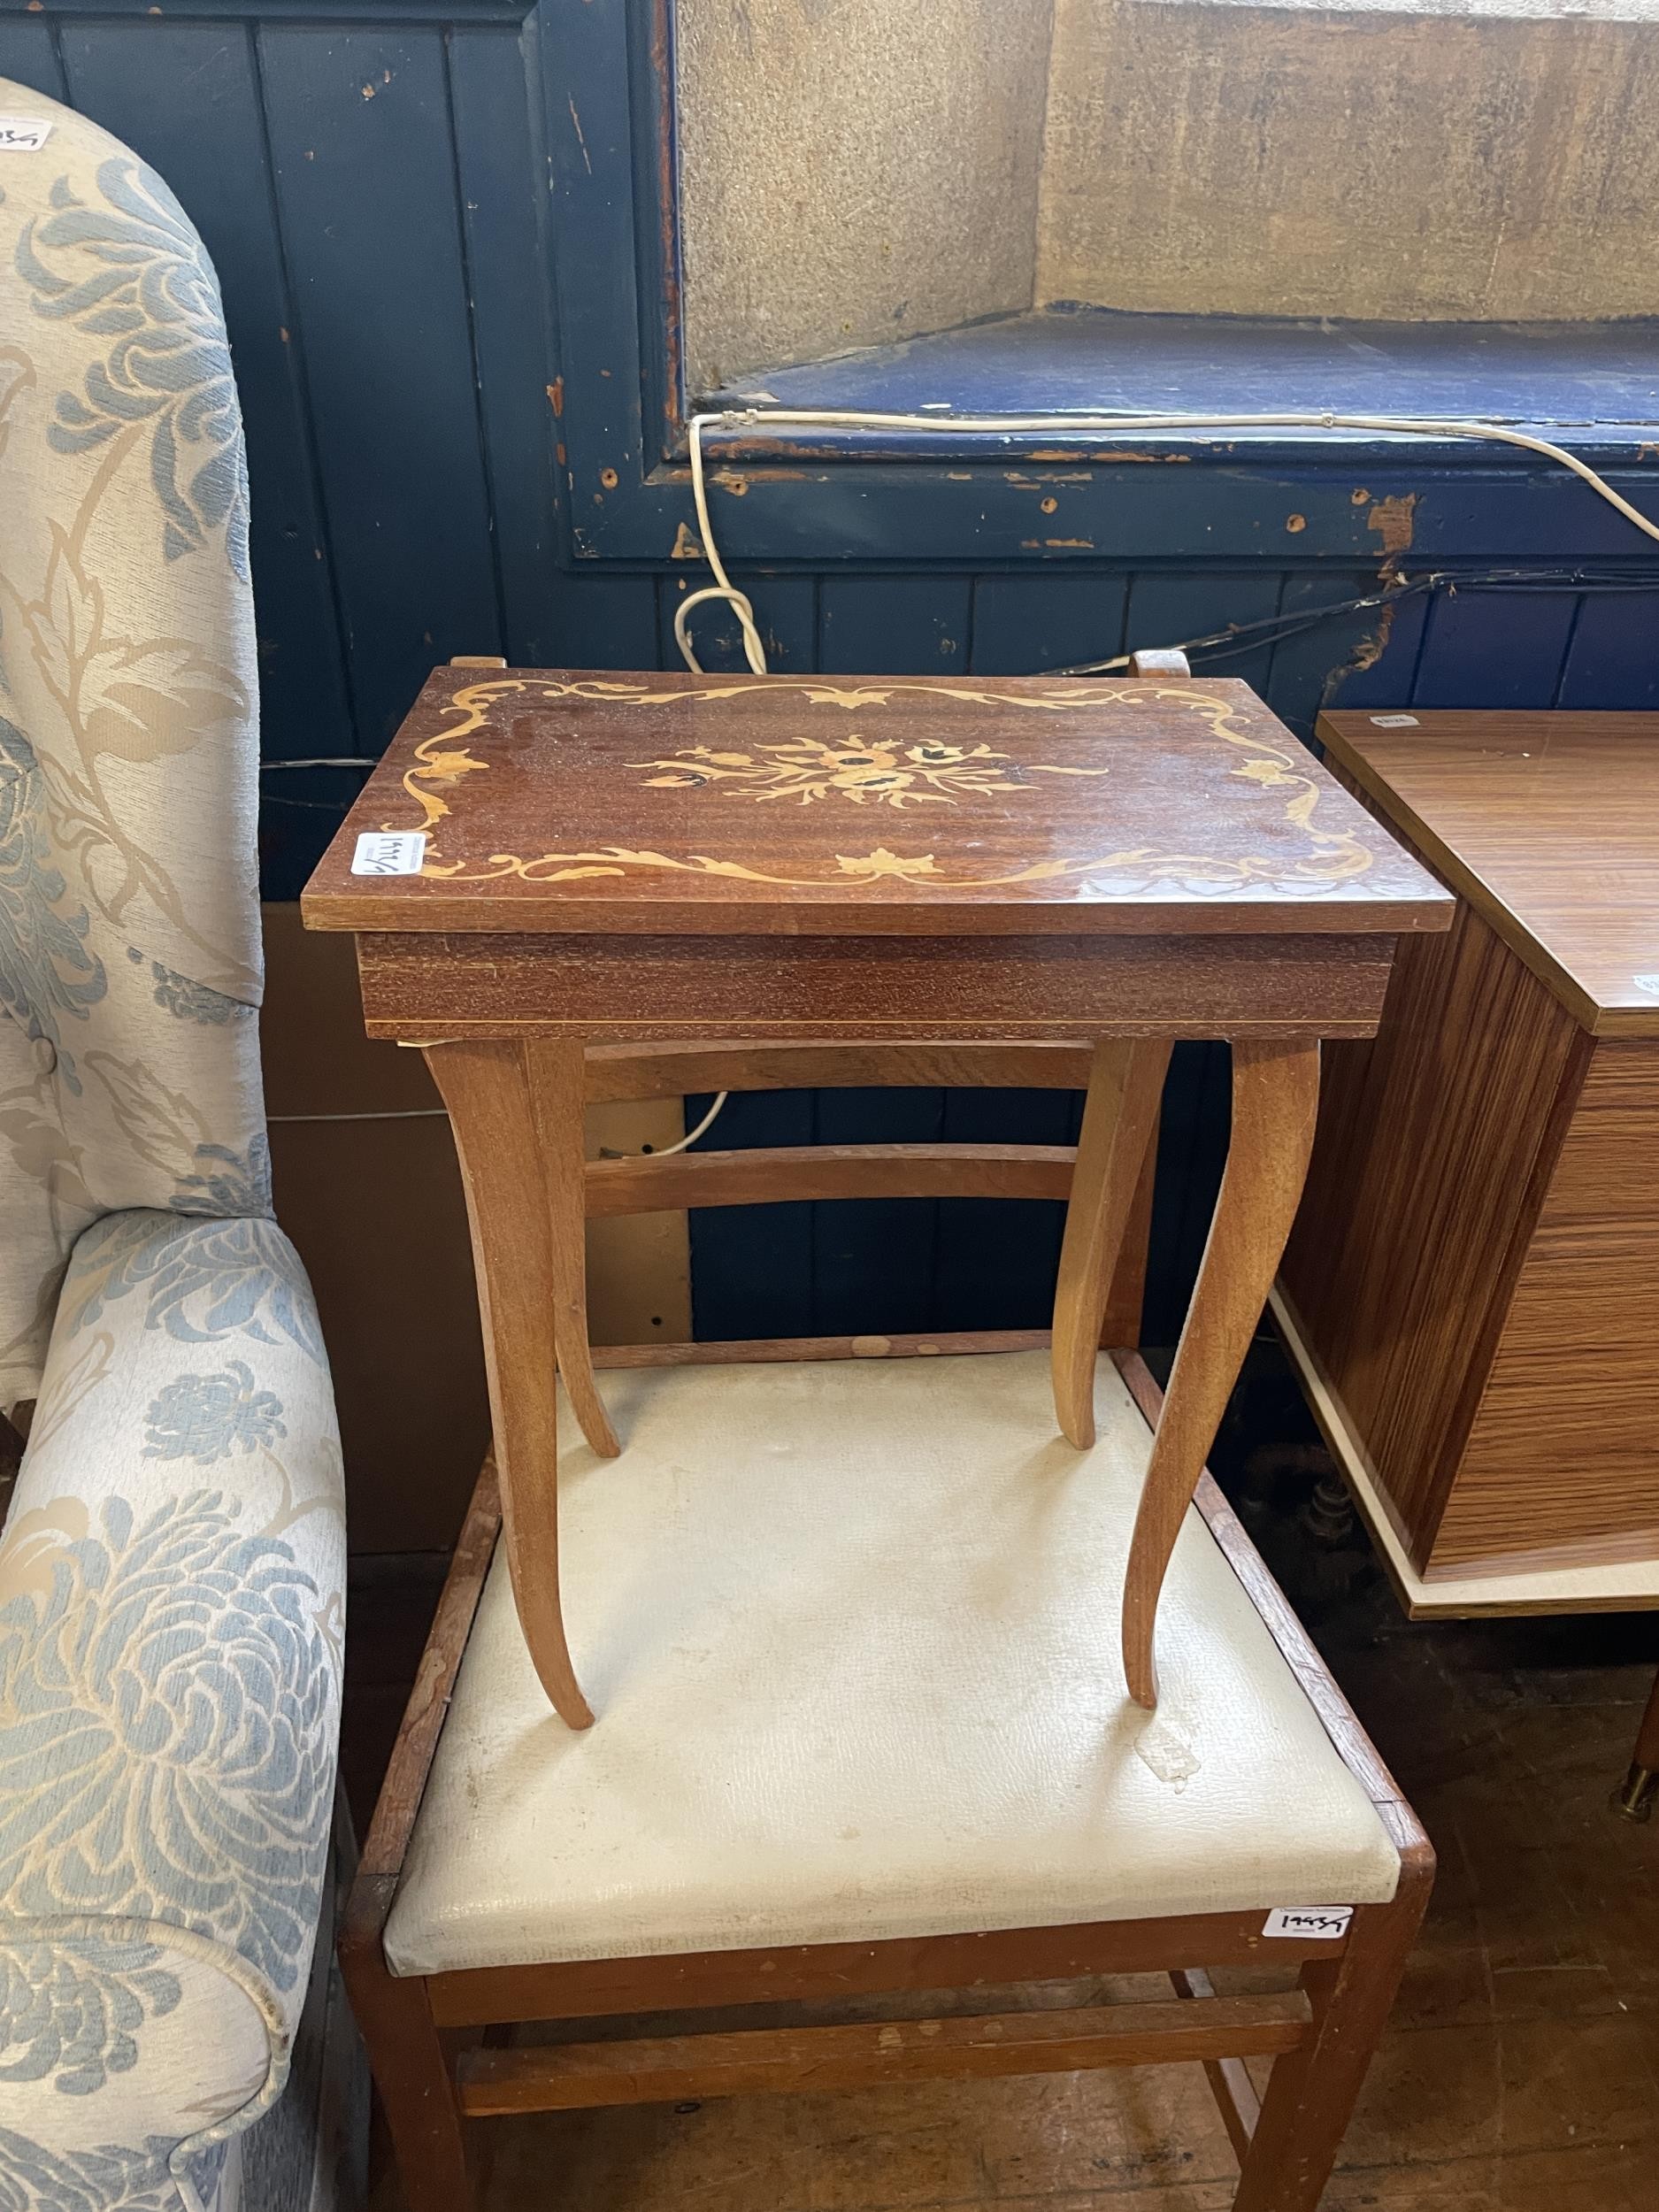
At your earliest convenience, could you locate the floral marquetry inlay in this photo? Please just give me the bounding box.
[629,733,1110,810]
[361,672,1395,902]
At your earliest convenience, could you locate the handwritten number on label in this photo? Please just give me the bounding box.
[1263,1906,1354,1939]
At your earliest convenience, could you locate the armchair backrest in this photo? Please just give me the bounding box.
[0,83,267,1409]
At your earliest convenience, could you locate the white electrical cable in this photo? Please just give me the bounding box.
[657,1089,729,1155]
[599,1090,729,1158]
[678,404,1659,674]
[271,1098,733,1152]
[266,1108,449,1123]
[677,416,768,672]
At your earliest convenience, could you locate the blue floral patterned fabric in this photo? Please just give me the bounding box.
[19,155,252,583]
[0,85,345,2212]
[0,83,265,1411]
[2,1216,345,2212]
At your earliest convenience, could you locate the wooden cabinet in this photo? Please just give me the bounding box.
[1279,710,1659,1587]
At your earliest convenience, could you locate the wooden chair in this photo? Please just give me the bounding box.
[342,1043,1432,2212]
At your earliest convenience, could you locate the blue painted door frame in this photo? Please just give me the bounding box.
[7,0,1655,1340]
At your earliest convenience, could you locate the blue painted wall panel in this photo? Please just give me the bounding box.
[1144,1043,1230,1344]
[819,577,973,674]
[542,573,660,668]
[968,574,1128,675]
[257,23,503,747]
[931,1087,1081,1334]
[1556,592,1659,710]
[448,18,565,667]
[811,1090,945,1339]
[686,1089,817,1343]
[1411,587,1582,708]
[0,19,67,99]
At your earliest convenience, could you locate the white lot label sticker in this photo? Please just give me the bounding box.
[1263,1907,1354,1940]
[0,118,54,152]
[1368,714,1418,728]
[1634,975,1659,997]
[351,830,427,877]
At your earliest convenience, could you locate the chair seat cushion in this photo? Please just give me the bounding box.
[384,1352,1400,1978]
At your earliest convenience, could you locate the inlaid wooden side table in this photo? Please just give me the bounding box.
[303,665,1449,1728]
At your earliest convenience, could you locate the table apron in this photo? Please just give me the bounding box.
[357,931,1394,1042]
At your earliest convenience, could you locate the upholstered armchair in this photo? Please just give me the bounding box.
[0,85,348,2212]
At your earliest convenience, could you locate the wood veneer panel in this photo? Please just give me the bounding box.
[1434,1039,1659,1571]
[1532,1041,1659,1217]
[1319,711,1659,1034]
[356,929,1394,1042]
[1280,897,1586,1567]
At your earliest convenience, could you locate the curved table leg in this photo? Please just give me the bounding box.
[1122,1041,1320,1709]
[426,1038,595,1728]
[526,1041,620,1460]
[1052,1039,1171,1448]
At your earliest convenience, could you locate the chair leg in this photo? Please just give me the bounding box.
[1612,1662,1659,1823]
[1231,1878,1426,2212]
[1053,1039,1171,1447]
[340,1921,473,2212]
[1121,1041,1320,1709]
[426,1038,594,1727]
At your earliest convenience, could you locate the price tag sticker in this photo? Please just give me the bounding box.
[0,118,54,153]
[1263,1907,1354,1940]
[351,830,427,877]
[1368,714,1419,729]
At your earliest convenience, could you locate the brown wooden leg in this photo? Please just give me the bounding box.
[1053,1040,1171,1447]
[1171,1966,1259,2162]
[1632,1665,1659,1771]
[1230,1827,1432,2210]
[340,1892,473,2212]
[427,1039,594,1728]
[1122,1041,1319,1709]
[526,1040,620,1459]
[1101,1109,1161,1350]
[1612,1663,1659,1822]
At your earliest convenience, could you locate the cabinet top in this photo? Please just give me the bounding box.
[1319,710,1659,1036]
[303,668,1448,939]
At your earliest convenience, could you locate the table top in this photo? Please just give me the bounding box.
[304,669,1449,939]
[1318,710,1659,1036]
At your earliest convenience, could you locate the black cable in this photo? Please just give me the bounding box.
[251,561,1659,764]
[1044,564,1659,678]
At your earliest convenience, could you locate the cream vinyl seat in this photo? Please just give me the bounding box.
[386,1349,1400,1978]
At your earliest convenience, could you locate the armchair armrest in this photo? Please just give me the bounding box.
[0,1209,345,2210]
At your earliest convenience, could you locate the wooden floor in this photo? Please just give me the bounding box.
[347,1357,1659,2212]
